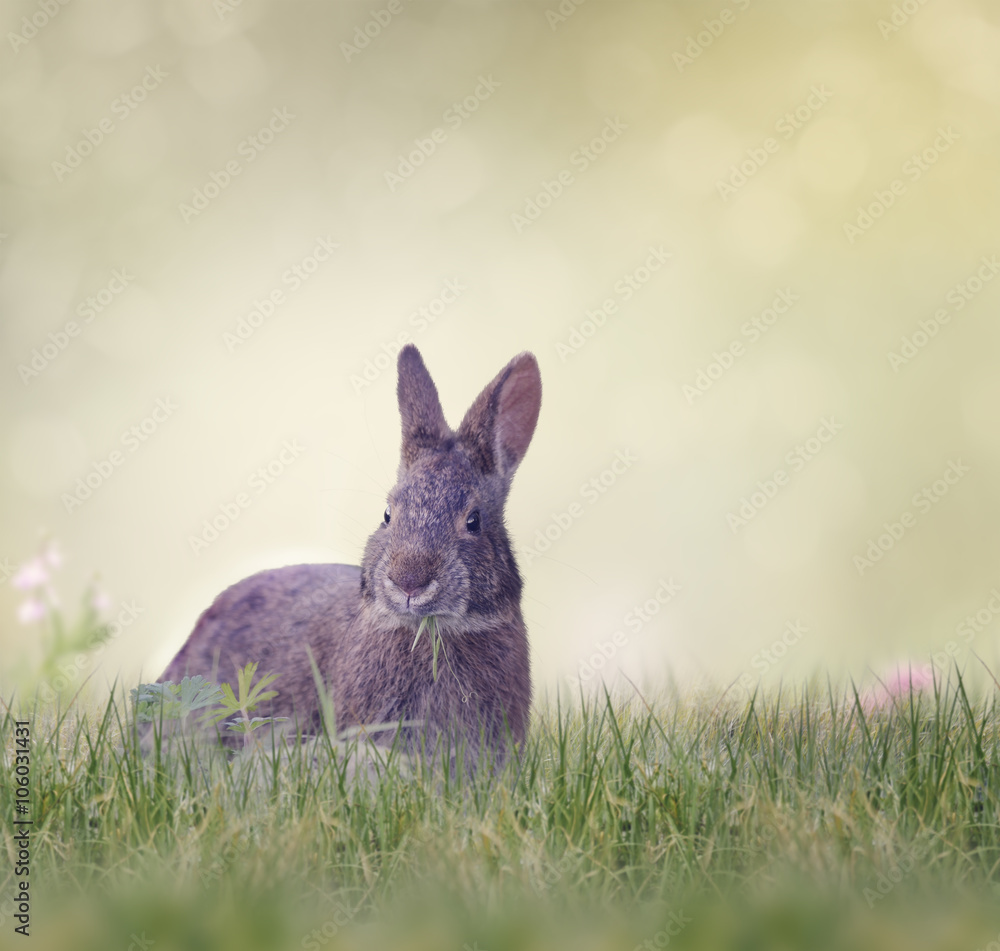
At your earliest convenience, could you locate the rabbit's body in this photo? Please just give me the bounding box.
[153,345,540,764]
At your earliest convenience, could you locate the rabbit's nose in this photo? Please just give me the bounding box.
[389,565,432,597]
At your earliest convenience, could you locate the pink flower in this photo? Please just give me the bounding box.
[12,557,48,590]
[43,539,62,569]
[12,540,61,590]
[91,587,112,613]
[862,663,934,713]
[17,598,47,624]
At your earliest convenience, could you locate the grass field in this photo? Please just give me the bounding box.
[3,675,1000,951]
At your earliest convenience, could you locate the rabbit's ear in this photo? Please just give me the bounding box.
[458,352,541,479]
[397,345,449,466]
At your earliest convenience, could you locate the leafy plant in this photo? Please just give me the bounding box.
[131,663,286,750]
[130,675,225,723]
[199,662,288,750]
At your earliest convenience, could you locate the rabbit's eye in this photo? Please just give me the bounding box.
[466,510,481,534]
[383,504,391,525]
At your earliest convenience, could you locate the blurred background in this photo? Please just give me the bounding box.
[2,0,1000,697]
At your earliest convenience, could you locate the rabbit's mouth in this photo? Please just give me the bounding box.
[382,575,441,616]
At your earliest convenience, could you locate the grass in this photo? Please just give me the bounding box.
[3,673,1000,950]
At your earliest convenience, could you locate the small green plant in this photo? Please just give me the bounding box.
[130,675,225,722]
[131,662,287,751]
[199,662,288,750]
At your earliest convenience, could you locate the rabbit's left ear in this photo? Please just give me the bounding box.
[458,352,541,479]
[397,345,450,467]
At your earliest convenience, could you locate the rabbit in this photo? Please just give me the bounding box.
[149,344,541,769]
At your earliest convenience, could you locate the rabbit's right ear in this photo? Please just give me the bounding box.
[397,345,450,467]
[458,352,542,481]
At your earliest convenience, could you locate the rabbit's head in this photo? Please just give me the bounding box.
[360,345,541,633]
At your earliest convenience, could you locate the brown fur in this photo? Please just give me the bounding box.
[153,345,541,766]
